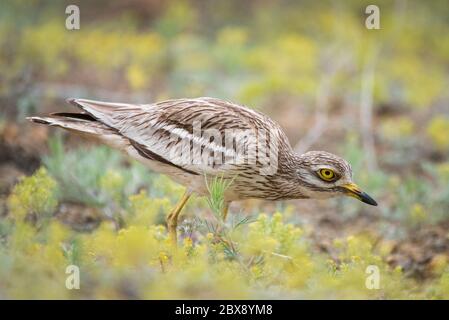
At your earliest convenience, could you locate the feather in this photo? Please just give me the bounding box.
[29,97,300,200]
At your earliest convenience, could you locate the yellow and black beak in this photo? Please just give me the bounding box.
[341,183,378,206]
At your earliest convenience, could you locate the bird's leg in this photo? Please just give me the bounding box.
[166,191,191,245]
[221,203,229,222]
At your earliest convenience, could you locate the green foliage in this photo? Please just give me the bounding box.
[339,133,449,225]
[205,174,233,219]
[433,271,449,299]
[2,1,448,108]
[44,135,154,207]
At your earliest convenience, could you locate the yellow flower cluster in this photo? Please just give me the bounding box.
[427,117,449,151]
[7,167,58,222]
[1,167,448,299]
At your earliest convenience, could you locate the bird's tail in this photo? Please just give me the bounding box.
[27,113,125,148]
[27,112,109,135]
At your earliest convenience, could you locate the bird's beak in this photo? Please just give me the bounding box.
[341,183,378,206]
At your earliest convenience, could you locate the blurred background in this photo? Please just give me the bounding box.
[1,0,449,299]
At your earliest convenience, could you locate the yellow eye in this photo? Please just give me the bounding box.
[317,168,336,181]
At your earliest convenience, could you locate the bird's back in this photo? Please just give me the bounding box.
[29,97,295,200]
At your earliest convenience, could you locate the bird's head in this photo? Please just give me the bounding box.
[295,151,377,206]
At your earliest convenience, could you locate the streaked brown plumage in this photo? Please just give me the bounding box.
[29,97,377,244]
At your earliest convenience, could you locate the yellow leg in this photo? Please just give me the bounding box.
[166,191,191,245]
[222,203,229,221]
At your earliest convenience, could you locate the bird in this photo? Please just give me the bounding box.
[28,97,377,244]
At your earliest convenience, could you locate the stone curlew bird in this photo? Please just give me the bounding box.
[28,97,377,243]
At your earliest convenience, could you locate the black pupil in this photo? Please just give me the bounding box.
[325,170,331,176]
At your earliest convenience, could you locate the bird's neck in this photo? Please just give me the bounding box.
[277,150,303,175]
[267,151,310,200]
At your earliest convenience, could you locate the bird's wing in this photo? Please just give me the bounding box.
[69,97,291,176]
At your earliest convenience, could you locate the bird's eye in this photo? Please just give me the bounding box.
[317,168,337,182]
